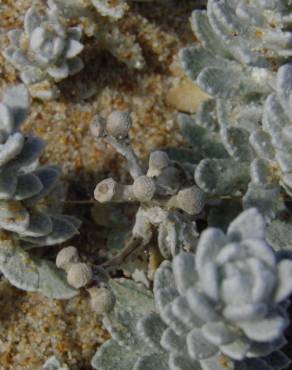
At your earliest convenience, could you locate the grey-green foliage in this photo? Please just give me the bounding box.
[249,64,292,195]
[50,0,146,70]
[179,0,292,222]
[0,84,80,298]
[91,278,169,370]
[3,2,84,100]
[181,0,291,101]
[151,208,292,370]
[92,209,292,370]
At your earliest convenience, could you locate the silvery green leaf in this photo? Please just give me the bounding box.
[20,212,53,237]
[220,337,251,361]
[197,66,242,99]
[262,95,289,152]
[196,99,217,130]
[20,67,45,85]
[25,166,61,205]
[35,258,78,299]
[21,214,79,246]
[196,228,226,270]
[0,243,39,291]
[24,7,41,35]
[168,353,198,370]
[186,288,220,322]
[172,252,197,295]
[243,183,285,221]
[227,207,265,241]
[162,147,200,165]
[275,151,292,174]
[250,158,278,187]
[186,328,219,360]
[160,303,189,336]
[137,312,166,348]
[64,39,84,58]
[239,310,288,342]
[202,322,236,346]
[154,260,174,292]
[92,340,138,370]
[2,84,30,129]
[195,158,250,195]
[221,127,254,161]
[0,169,17,199]
[273,259,292,303]
[0,133,25,166]
[249,130,274,161]
[133,354,168,370]
[179,46,226,82]
[14,172,43,200]
[9,136,45,169]
[190,10,226,55]
[178,113,228,160]
[160,327,186,354]
[266,217,292,251]
[0,102,14,132]
[171,295,203,329]
[47,63,69,80]
[276,64,292,119]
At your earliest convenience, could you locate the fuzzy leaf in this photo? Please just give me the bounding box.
[195,158,250,195]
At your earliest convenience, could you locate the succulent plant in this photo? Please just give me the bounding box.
[151,207,292,369]
[177,0,292,218]
[180,0,292,102]
[0,84,80,298]
[3,2,84,100]
[91,277,168,370]
[49,0,145,70]
[92,111,205,262]
[92,208,292,370]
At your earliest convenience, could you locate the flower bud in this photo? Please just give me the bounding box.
[106,111,131,139]
[67,263,93,289]
[133,175,156,202]
[88,286,116,315]
[56,246,80,272]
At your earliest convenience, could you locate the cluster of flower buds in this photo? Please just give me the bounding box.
[91,111,205,259]
[56,246,93,289]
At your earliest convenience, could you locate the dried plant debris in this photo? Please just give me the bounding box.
[0,84,80,297]
[3,3,84,100]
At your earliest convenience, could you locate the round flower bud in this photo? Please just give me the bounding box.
[173,186,205,215]
[56,246,80,272]
[67,263,93,289]
[94,178,118,203]
[133,175,156,202]
[88,286,116,315]
[147,151,170,177]
[106,111,131,139]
